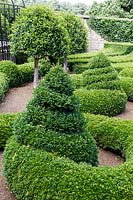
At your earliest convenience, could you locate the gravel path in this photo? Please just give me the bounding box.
[0,83,131,200]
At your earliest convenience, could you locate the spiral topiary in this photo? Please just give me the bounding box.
[13,66,98,165]
[82,53,122,90]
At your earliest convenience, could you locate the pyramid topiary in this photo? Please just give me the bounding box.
[82,53,122,90]
[13,66,98,166]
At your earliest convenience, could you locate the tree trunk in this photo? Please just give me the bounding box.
[63,55,68,72]
[34,56,39,88]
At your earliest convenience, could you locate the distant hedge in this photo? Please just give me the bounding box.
[89,17,133,42]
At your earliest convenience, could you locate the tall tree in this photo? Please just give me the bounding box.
[10,5,69,87]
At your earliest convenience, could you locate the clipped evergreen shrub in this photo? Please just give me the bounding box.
[119,67,133,78]
[0,72,9,102]
[3,114,133,199]
[12,66,98,165]
[74,89,127,116]
[0,60,20,88]
[0,113,17,149]
[84,113,133,159]
[120,77,133,101]
[82,53,122,90]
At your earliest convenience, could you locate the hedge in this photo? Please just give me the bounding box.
[120,77,133,101]
[3,114,133,199]
[110,54,133,63]
[12,66,98,165]
[17,60,51,85]
[0,113,17,149]
[104,42,133,55]
[119,67,133,78]
[89,17,133,42]
[0,72,9,103]
[0,60,20,88]
[112,62,133,73]
[74,89,127,116]
[84,113,133,159]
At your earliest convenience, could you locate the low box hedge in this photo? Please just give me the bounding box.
[0,113,17,149]
[119,67,133,78]
[110,54,133,63]
[74,89,127,116]
[84,113,133,160]
[3,114,133,199]
[0,72,9,103]
[112,62,133,73]
[120,77,133,101]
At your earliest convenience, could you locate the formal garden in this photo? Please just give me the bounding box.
[0,0,133,199]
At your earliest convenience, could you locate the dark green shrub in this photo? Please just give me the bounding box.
[120,77,133,101]
[13,66,98,165]
[17,63,34,85]
[0,72,9,102]
[0,113,17,149]
[38,59,51,76]
[74,89,127,116]
[119,67,133,78]
[17,60,51,85]
[0,61,20,88]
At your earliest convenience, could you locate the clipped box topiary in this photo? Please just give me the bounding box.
[74,89,127,116]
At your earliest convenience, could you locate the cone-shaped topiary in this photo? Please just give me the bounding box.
[13,66,98,166]
[82,53,122,90]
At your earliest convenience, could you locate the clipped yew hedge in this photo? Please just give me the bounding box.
[74,89,127,116]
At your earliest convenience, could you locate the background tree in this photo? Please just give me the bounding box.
[60,12,88,70]
[10,5,69,87]
[89,0,133,18]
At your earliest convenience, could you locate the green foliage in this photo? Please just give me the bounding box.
[113,62,133,72]
[70,74,83,89]
[3,119,133,199]
[75,89,127,116]
[17,60,51,85]
[88,53,111,69]
[10,5,69,60]
[0,72,9,102]
[120,77,133,101]
[13,66,98,166]
[119,67,133,78]
[110,54,133,63]
[89,17,133,42]
[104,42,133,55]
[0,60,20,88]
[61,12,88,54]
[0,113,17,149]
[89,0,133,18]
[81,53,122,90]
[85,113,133,160]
